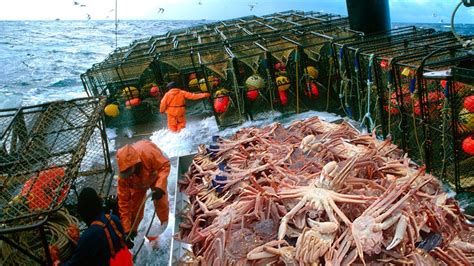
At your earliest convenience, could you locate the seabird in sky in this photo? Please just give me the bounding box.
[249,3,257,11]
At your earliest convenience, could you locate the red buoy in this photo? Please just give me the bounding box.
[464,95,474,112]
[305,82,319,99]
[246,90,259,101]
[214,95,230,113]
[462,135,474,156]
[150,86,160,97]
[278,89,288,106]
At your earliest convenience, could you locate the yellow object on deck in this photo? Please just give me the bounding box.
[104,104,120,117]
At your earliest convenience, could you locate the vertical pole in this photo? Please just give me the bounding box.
[115,0,118,49]
[346,0,391,34]
[40,224,53,266]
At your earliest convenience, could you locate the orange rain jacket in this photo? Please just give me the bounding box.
[159,88,210,132]
[116,140,170,233]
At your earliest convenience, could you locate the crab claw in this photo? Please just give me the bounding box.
[386,215,408,250]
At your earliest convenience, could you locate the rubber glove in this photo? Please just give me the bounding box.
[66,224,80,244]
[151,188,165,201]
[126,231,137,249]
[48,245,61,265]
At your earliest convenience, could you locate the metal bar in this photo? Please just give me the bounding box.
[0,234,44,264]
[40,224,52,266]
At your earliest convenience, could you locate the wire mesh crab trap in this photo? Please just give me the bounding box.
[371,31,463,137]
[198,45,245,128]
[388,45,471,175]
[415,51,473,192]
[81,56,164,127]
[451,65,474,192]
[283,20,360,115]
[333,27,436,131]
[0,97,113,265]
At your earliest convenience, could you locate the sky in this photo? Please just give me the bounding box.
[0,0,472,23]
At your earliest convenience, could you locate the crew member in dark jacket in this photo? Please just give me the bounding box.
[54,187,132,266]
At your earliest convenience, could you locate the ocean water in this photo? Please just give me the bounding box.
[0,20,206,109]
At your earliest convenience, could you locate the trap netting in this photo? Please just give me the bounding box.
[0,97,113,229]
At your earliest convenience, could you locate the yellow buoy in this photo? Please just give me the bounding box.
[121,86,139,98]
[198,78,208,92]
[276,76,291,91]
[459,108,474,131]
[188,78,199,88]
[245,74,266,90]
[208,76,220,87]
[306,66,319,79]
[214,88,229,97]
[104,104,120,117]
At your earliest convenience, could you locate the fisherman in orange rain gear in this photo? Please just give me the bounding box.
[116,140,170,248]
[160,81,210,132]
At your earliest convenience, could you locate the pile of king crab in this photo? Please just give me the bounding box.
[175,116,474,265]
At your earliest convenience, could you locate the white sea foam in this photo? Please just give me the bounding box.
[149,110,341,159]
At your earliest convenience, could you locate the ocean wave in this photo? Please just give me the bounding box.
[47,78,79,88]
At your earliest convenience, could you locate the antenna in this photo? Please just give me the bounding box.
[115,0,118,48]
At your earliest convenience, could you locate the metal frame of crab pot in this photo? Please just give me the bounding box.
[81,56,163,127]
[283,23,362,115]
[332,27,434,126]
[371,31,464,137]
[197,46,245,128]
[451,65,474,192]
[348,30,461,136]
[0,97,114,265]
[416,49,473,193]
[388,45,471,183]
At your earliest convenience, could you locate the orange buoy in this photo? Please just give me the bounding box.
[21,167,67,210]
[125,98,141,109]
[276,76,291,91]
[245,74,266,90]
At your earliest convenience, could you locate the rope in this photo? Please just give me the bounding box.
[0,208,80,264]
[326,57,334,111]
[410,97,424,162]
[295,50,300,113]
[354,49,363,120]
[359,54,376,131]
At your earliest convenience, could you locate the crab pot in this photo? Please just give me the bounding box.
[372,31,461,137]
[0,97,114,265]
[285,21,360,114]
[390,45,471,179]
[436,63,474,193]
[253,36,302,114]
[199,46,245,128]
[333,27,434,130]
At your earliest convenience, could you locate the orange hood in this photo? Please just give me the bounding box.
[116,145,141,172]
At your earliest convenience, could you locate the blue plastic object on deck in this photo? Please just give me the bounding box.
[212,135,221,142]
